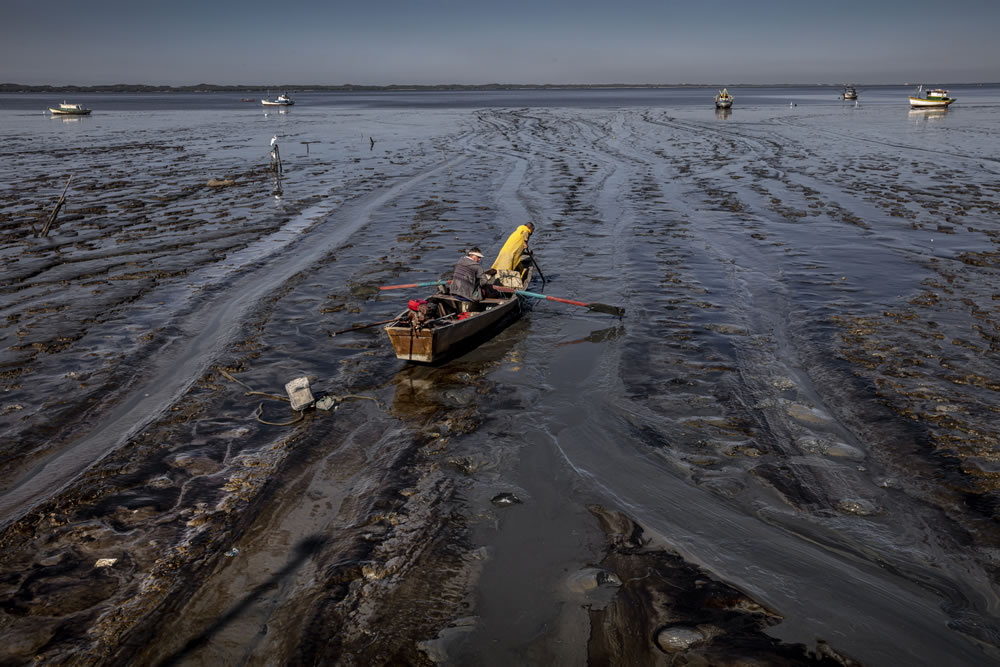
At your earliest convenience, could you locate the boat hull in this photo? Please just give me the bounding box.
[49,108,91,115]
[715,100,732,109]
[386,295,529,363]
[908,97,954,108]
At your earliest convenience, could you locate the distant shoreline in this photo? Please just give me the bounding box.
[2,82,998,94]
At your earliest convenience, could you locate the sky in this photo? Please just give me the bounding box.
[3,0,998,86]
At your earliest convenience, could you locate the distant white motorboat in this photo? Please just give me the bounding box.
[842,87,858,100]
[48,101,91,115]
[714,88,733,109]
[908,86,955,108]
[261,93,294,106]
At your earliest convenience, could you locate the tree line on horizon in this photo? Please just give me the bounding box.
[3,81,994,94]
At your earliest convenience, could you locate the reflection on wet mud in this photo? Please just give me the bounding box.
[907,108,949,123]
[555,325,625,347]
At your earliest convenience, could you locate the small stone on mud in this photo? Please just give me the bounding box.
[771,377,797,390]
[315,395,338,411]
[443,388,476,406]
[448,457,479,475]
[723,444,763,457]
[655,625,705,652]
[837,499,880,516]
[596,570,622,586]
[566,567,622,593]
[491,492,522,506]
[94,558,118,568]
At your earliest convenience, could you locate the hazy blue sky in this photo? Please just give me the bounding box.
[3,0,997,85]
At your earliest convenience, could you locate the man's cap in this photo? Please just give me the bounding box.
[468,249,484,258]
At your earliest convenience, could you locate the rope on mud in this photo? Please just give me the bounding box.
[216,368,383,427]
[246,391,289,401]
[218,369,255,391]
[253,402,305,427]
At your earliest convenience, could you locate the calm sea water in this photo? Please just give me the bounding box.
[3,83,1000,112]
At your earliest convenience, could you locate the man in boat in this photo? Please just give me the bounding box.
[451,247,497,303]
[491,222,534,274]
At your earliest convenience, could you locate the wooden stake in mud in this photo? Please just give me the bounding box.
[39,175,72,238]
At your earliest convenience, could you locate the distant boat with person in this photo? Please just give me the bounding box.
[715,88,733,109]
[261,93,294,107]
[909,86,955,108]
[842,87,858,100]
[48,102,91,116]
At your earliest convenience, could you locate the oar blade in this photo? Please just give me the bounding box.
[587,303,625,317]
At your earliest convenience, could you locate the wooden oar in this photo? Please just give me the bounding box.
[527,252,546,284]
[329,317,399,337]
[379,280,450,291]
[494,286,624,317]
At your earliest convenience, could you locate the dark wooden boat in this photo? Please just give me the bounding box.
[385,265,533,363]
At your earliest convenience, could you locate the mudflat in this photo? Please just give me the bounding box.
[2,89,1000,665]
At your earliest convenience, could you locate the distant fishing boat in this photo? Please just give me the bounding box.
[908,86,955,108]
[261,93,294,106]
[48,102,91,115]
[842,87,858,100]
[715,88,733,109]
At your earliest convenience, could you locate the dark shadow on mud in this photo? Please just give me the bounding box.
[586,505,862,666]
[155,535,329,667]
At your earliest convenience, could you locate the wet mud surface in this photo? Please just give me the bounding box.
[2,93,1000,664]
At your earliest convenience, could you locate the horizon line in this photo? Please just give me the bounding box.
[3,81,998,91]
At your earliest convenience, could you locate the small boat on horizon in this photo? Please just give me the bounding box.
[715,88,733,109]
[261,93,294,106]
[48,102,91,115]
[908,86,955,108]
[842,86,858,100]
